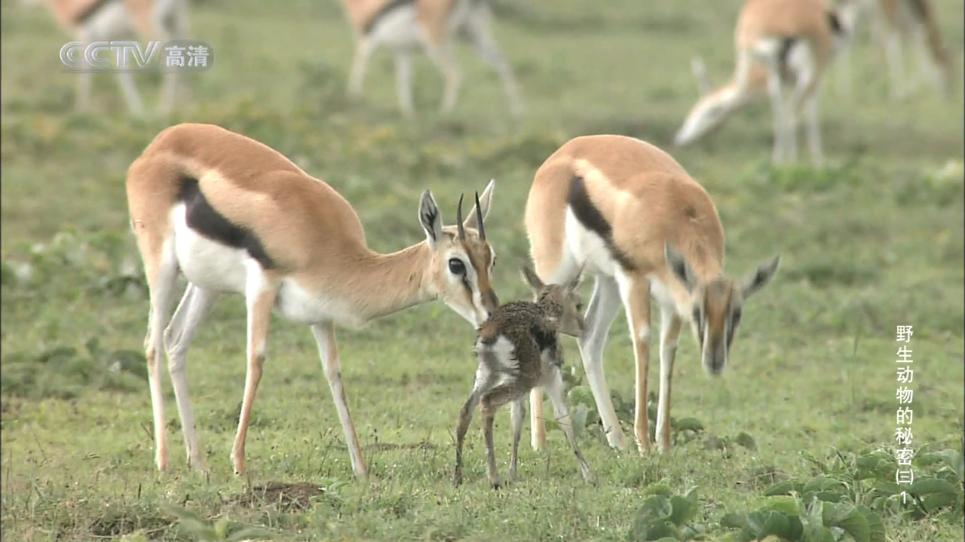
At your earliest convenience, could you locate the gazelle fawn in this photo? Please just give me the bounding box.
[126,123,499,477]
[339,0,522,116]
[674,0,856,164]
[525,135,780,455]
[454,268,592,489]
[37,0,188,115]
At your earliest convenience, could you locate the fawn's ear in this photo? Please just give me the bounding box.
[520,266,544,292]
[418,190,443,247]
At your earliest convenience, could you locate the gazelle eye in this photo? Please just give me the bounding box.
[448,258,466,275]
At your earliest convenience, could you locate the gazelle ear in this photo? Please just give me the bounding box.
[520,266,544,293]
[418,190,444,247]
[463,179,495,230]
[665,243,698,292]
[741,256,781,299]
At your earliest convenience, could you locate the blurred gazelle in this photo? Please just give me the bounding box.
[863,0,954,98]
[339,0,522,116]
[525,135,780,454]
[126,123,499,477]
[38,0,187,115]
[674,0,856,164]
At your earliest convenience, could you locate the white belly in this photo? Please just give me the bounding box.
[172,205,248,293]
[563,208,620,277]
[370,5,424,48]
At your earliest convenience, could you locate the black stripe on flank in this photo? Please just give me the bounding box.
[363,0,416,34]
[778,37,797,72]
[566,176,636,271]
[73,0,117,25]
[826,11,844,36]
[177,178,276,269]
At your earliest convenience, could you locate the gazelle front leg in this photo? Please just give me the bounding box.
[529,388,545,451]
[348,38,376,98]
[618,273,652,454]
[142,248,180,472]
[544,367,593,482]
[311,322,367,478]
[424,42,461,114]
[453,390,481,486]
[464,8,523,116]
[766,67,790,164]
[230,268,279,476]
[655,306,682,453]
[393,50,415,117]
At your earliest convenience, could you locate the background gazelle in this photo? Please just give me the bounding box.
[36,0,187,115]
[525,135,780,454]
[674,0,855,164]
[126,123,498,477]
[339,0,522,116]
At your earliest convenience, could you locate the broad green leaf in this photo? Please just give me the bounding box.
[855,506,886,542]
[762,495,800,517]
[822,502,869,542]
[669,495,697,526]
[802,524,836,542]
[908,477,958,498]
[645,484,674,498]
[764,480,802,496]
[638,495,673,522]
[720,512,748,530]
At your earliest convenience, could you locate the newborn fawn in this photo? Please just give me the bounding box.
[454,267,593,488]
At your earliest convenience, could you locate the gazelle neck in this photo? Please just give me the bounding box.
[351,241,436,322]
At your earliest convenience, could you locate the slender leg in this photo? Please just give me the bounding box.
[804,95,823,166]
[655,307,682,453]
[529,389,546,451]
[575,275,624,450]
[544,368,593,482]
[453,390,480,486]
[163,284,218,470]
[115,71,146,117]
[766,66,788,164]
[424,42,461,113]
[616,273,652,454]
[464,7,523,116]
[230,269,278,476]
[509,398,526,480]
[393,51,415,117]
[311,322,367,478]
[884,28,906,100]
[483,409,499,488]
[348,38,376,97]
[142,246,179,471]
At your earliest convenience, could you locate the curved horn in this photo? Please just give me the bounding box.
[456,193,466,240]
[474,191,486,240]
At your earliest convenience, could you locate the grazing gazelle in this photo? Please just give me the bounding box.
[38,0,188,115]
[126,123,498,477]
[864,0,954,98]
[339,0,522,116]
[674,0,854,164]
[525,135,780,454]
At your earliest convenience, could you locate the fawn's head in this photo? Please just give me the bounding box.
[419,181,499,327]
[521,266,584,337]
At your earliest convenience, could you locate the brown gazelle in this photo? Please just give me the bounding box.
[454,268,592,489]
[525,135,780,454]
[36,0,188,115]
[865,0,954,98]
[674,0,855,164]
[339,0,522,116]
[126,123,498,477]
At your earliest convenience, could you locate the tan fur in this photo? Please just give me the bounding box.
[878,0,953,84]
[341,0,458,46]
[45,0,156,36]
[127,123,498,476]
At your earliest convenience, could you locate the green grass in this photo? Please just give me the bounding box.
[1,0,963,540]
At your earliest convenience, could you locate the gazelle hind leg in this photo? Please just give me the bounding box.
[348,38,376,97]
[230,265,279,476]
[393,51,415,117]
[464,6,523,116]
[164,284,218,470]
[509,398,525,479]
[766,66,790,163]
[576,274,624,450]
[544,367,592,482]
[655,307,682,452]
[454,390,481,486]
[140,237,179,471]
[312,322,367,478]
[424,42,461,113]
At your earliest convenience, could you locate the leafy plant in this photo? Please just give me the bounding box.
[627,486,702,541]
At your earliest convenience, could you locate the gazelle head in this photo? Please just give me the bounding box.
[665,244,780,376]
[521,266,585,338]
[419,180,499,328]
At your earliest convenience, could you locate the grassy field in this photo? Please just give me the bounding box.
[1,0,963,540]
